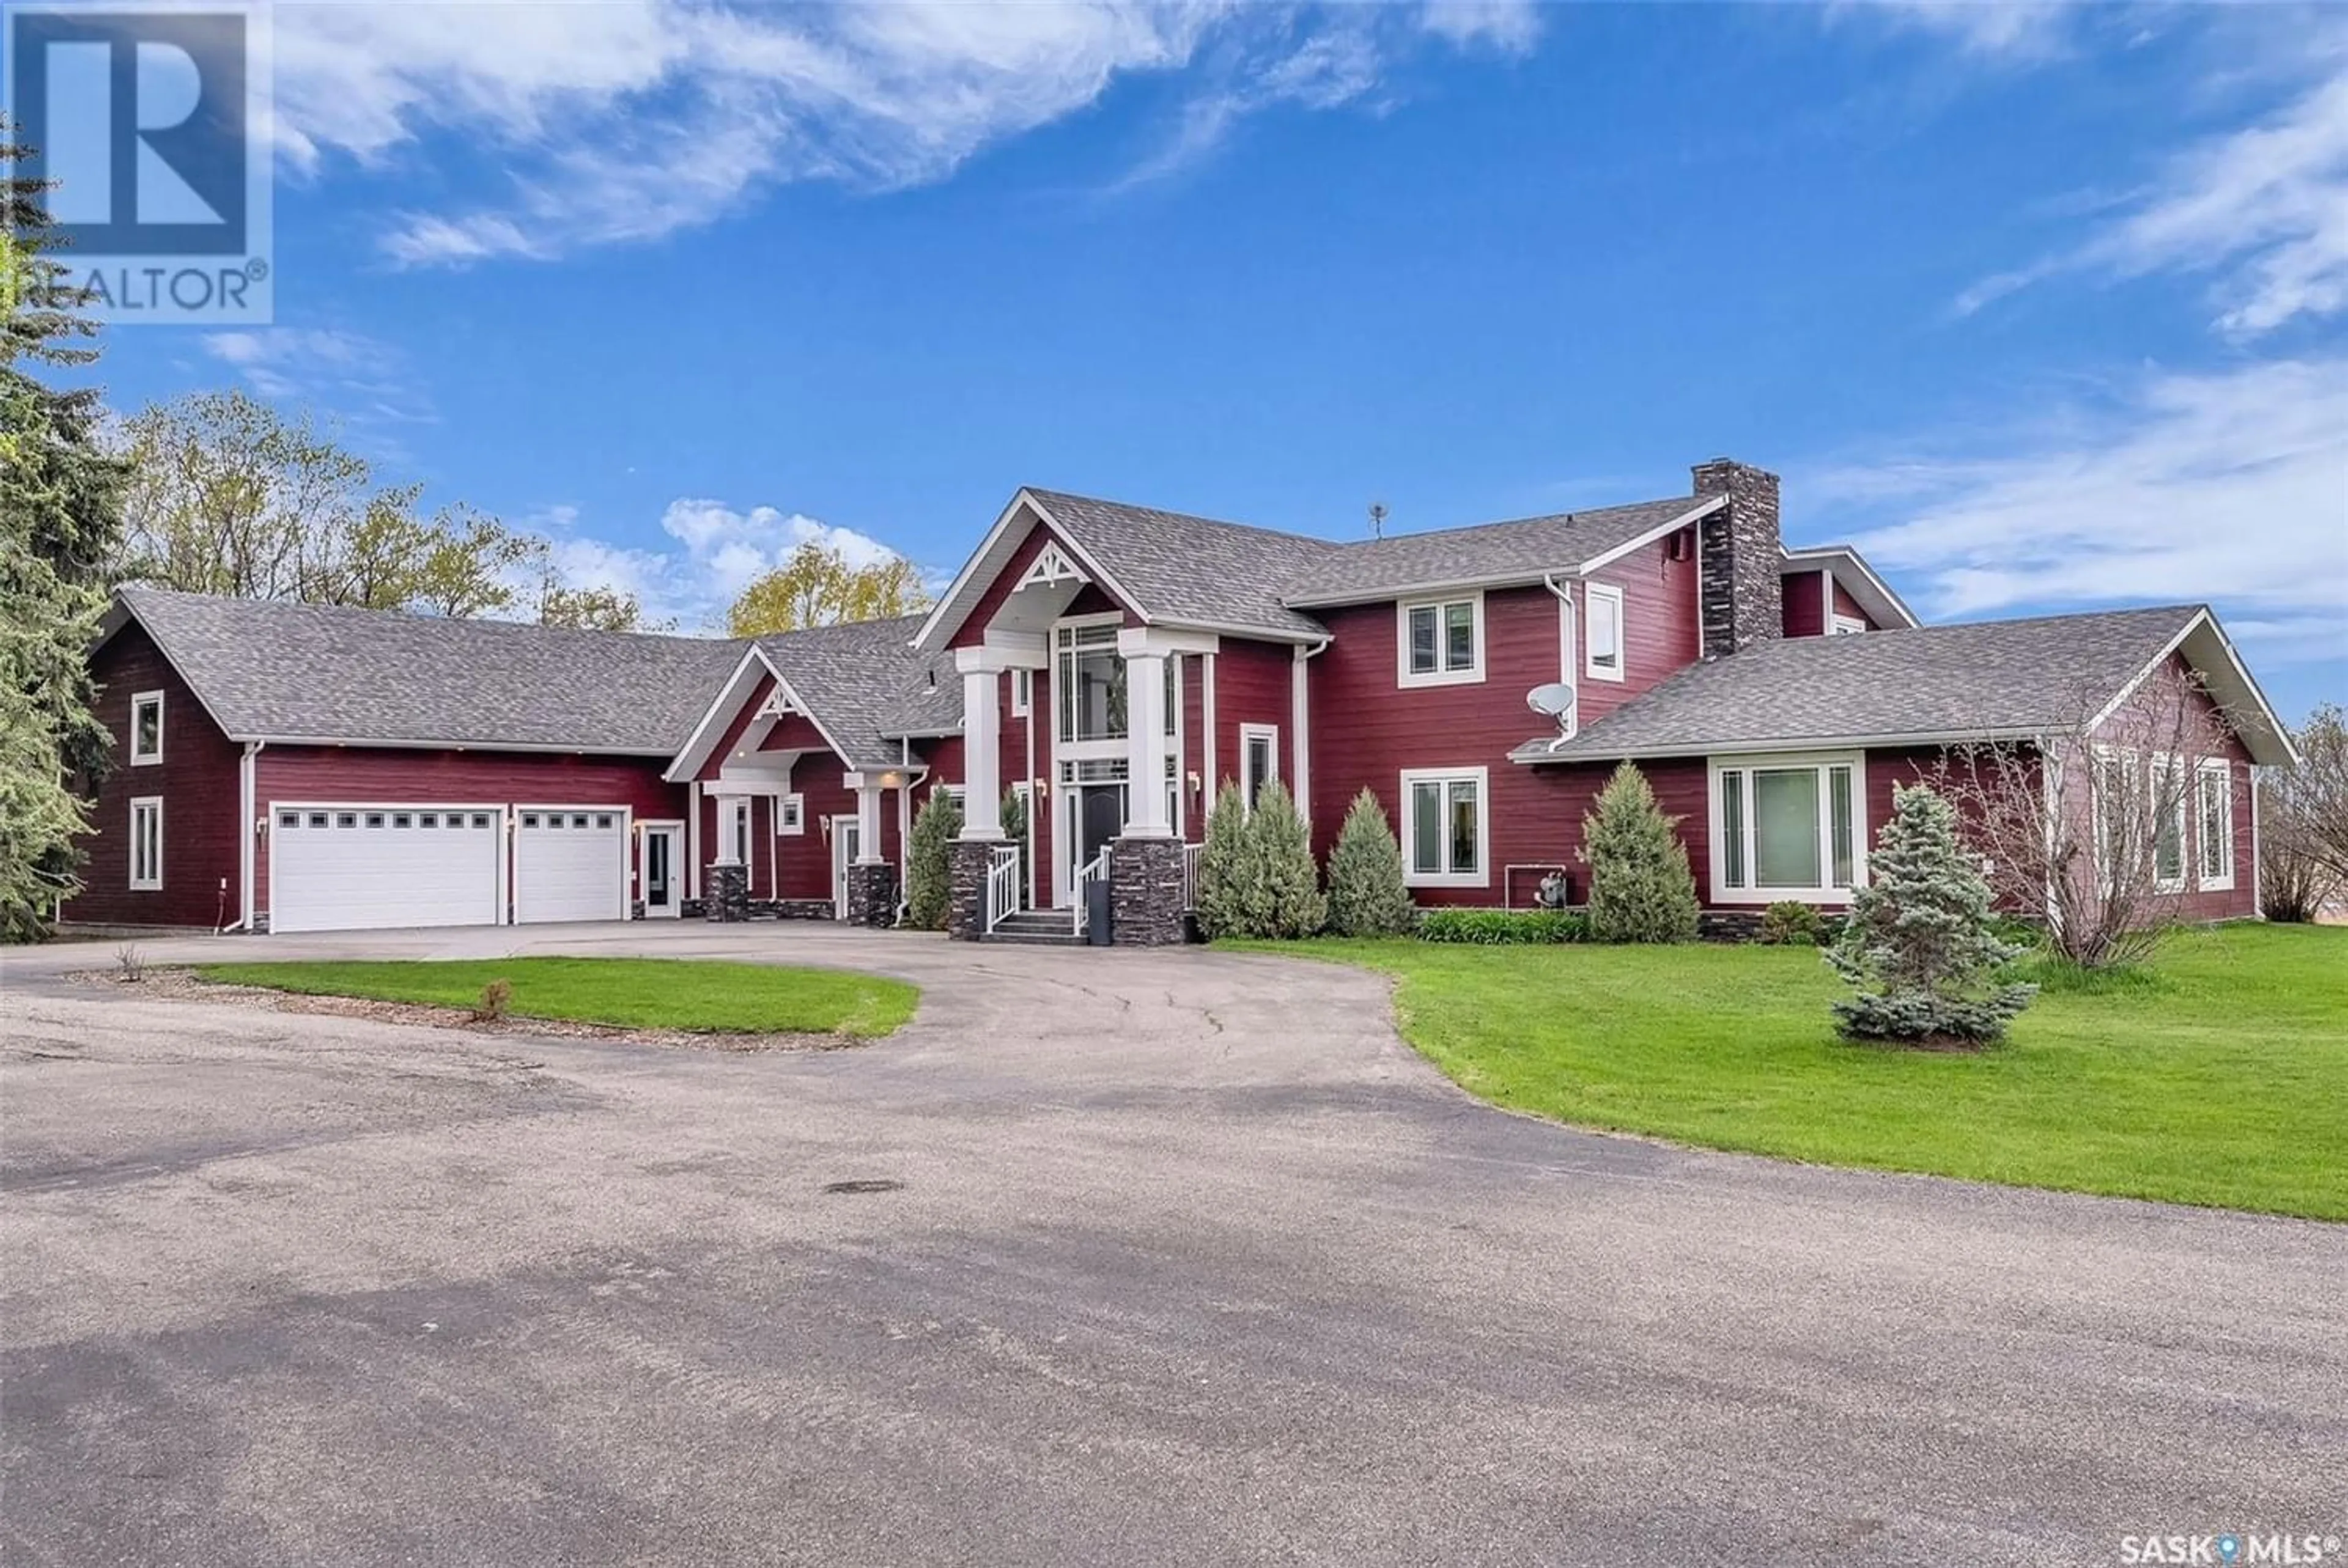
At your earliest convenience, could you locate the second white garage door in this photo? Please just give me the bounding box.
[514,808,628,924]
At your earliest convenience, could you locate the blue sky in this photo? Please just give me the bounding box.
[83,0,2347,718]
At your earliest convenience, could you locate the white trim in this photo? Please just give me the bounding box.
[1571,495,1727,576]
[637,819,686,918]
[1829,614,1869,636]
[2090,607,2298,768]
[2194,757,2235,893]
[1202,651,1218,803]
[129,795,163,890]
[1239,723,1279,812]
[1018,540,1086,591]
[1513,724,2046,765]
[687,781,702,899]
[1583,582,1626,683]
[1292,640,1326,822]
[265,799,508,931]
[510,803,634,926]
[2250,763,2264,915]
[829,814,860,918]
[1010,666,1031,718]
[1395,592,1485,688]
[129,690,164,765]
[236,742,260,930]
[722,795,753,867]
[1707,752,1867,905]
[2152,752,2189,894]
[1399,766,1490,889]
[777,792,806,835]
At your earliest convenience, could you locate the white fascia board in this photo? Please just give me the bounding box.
[1779,546,1921,630]
[1117,625,1222,658]
[1017,494,1151,625]
[911,490,1042,652]
[259,735,673,757]
[1571,496,1726,575]
[2091,608,2300,768]
[1508,725,2046,765]
[663,644,773,782]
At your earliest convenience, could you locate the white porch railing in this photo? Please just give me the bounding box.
[983,843,1021,935]
[1072,847,1111,938]
[1181,841,1204,911]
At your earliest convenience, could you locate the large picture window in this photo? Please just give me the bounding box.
[1711,754,1862,903]
[1397,595,1482,687]
[1400,767,1486,888]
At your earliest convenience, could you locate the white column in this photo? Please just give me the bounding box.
[855,784,884,864]
[958,663,1004,841]
[1124,650,1171,837]
[687,781,703,897]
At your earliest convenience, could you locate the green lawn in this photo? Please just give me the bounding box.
[195,957,919,1038]
[1240,923,2347,1220]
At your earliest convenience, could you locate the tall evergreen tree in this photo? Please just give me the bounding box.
[1580,762,1699,943]
[1239,779,1327,938]
[1324,787,1416,936]
[2,119,130,939]
[1193,781,1253,940]
[1829,782,2036,1045]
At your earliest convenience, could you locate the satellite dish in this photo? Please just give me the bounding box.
[1527,683,1577,751]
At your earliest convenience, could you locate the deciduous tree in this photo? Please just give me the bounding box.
[726,542,929,636]
[2259,703,2347,922]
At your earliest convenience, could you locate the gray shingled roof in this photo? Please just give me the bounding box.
[874,650,964,739]
[1024,489,1342,639]
[1279,494,1716,607]
[1512,605,2202,763]
[750,615,935,768]
[116,587,745,753]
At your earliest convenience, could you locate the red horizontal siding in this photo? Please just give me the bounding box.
[1782,570,1825,638]
[65,620,246,929]
[1212,638,1294,803]
[256,748,683,916]
[948,524,1139,652]
[1581,532,1704,726]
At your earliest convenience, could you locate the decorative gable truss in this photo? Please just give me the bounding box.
[1019,541,1087,592]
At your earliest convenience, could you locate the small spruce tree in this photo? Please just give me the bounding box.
[903,789,962,931]
[1194,782,1253,939]
[1581,761,1699,943]
[1324,788,1416,936]
[1829,782,2036,1045]
[1242,779,1327,938]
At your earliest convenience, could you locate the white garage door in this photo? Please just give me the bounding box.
[514,808,627,924]
[271,805,503,933]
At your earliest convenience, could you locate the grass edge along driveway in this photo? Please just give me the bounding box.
[196,957,920,1038]
[1234,924,2346,1222]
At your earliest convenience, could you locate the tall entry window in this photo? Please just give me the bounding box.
[1712,754,1862,902]
[1058,622,1126,743]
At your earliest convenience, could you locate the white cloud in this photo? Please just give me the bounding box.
[198,327,436,440]
[1833,0,2078,62]
[261,1,1530,263]
[1810,357,2348,666]
[1955,32,2348,336]
[523,498,913,631]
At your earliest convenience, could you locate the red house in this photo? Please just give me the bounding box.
[67,458,2297,943]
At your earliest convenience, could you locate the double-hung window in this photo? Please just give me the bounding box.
[1712,755,1861,902]
[2152,755,2188,893]
[130,691,164,765]
[130,797,163,890]
[1239,725,1279,812]
[2195,760,2234,891]
[1398,595,1482,687]
[1400,767,1486,888]
[1584,584,1625,682]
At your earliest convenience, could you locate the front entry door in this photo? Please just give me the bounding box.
[830,817,860,919]
[640,823,682,918]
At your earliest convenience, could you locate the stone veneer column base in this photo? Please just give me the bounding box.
[704,863,749,922]
[947,840,998,941]
[846,863,899,928]
[1109,836,1188,946]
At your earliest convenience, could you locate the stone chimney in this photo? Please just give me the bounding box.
[1693,458,1784,658]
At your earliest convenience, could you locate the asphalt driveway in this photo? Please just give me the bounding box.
[3,924,2341,1567]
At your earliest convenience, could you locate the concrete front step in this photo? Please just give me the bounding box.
[984,910,1087,946]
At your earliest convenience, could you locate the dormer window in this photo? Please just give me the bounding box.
[1397,595,1483,688]
[130,691,164,765]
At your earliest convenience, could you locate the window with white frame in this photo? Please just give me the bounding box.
[1584,584,1625,682]
[2152,754,2188,893]
[1239,724,1279,812]
[1400,767,1486,887]
[1829,614,1868,636]
[1057,620,1126,743]
[1712,755,1862,902]
[777,793,805,835]
[1398,595,1482,686]
[1010,667,1032,717]
[130,796,163,889]
[130,691,164,765]
[2196,760,2234,890]
[725,797,751,864]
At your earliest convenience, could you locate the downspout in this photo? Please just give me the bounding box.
[1541,573,1578,738]
[222,741,264,933]
[1291,638,1332,825]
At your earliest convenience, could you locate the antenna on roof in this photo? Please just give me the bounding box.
[1368,502,1387,541]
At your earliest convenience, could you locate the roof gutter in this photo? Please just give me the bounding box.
[1509,724,2048,765]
